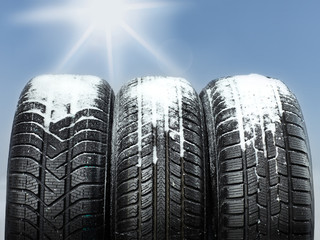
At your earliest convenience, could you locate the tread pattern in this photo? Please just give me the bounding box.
[111,77,206,239]
[200,75,314,239]
[6,76,114,240]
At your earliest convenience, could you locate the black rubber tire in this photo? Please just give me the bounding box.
[200,74,314,239]
[5,75,114,240]
[111,76,207,239]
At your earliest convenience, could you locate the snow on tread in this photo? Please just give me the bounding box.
[6,75,114,240]
[111,76,206,239]
[200,74,314,239]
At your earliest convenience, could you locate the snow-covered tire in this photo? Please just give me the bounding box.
[6,75,114,240]
[200,74,314,239]
[111,77,207,239]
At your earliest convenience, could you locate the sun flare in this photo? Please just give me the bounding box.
[16,0,180,81]
[76,0,127,32]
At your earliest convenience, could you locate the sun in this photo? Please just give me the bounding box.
[16,0,180,81]
[75,0,127,33]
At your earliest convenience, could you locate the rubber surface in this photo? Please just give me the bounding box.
[200,74,314,239]
[6,75,114,240]
[111,76,207,239]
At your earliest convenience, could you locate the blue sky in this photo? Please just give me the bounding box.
[0,0,319,238]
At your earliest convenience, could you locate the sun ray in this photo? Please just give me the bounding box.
[56,24,94,71]
[106,29,114,82]
[120,22,180,74]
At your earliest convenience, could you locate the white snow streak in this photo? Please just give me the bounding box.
[131,76,192,164]
[206,88,213,114]
[271,81,285,119]
[177,86,185,158]
[151,87,158,165]
[229,81,246,151]
[153,146,158,165]
[271,80,287,177]
[136,78,142,167]
[26,74,101,131]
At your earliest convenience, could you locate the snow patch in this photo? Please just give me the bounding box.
[169,131,179,140]
[26,75,102,131]
[213,74,290,151]
[130,76,193,164]
[132,76,192,123]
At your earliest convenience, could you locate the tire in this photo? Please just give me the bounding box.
[6,75,114,240]
[200,74,314,239]
[111,76,207,239]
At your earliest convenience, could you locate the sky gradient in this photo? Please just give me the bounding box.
[0,0,319,238]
